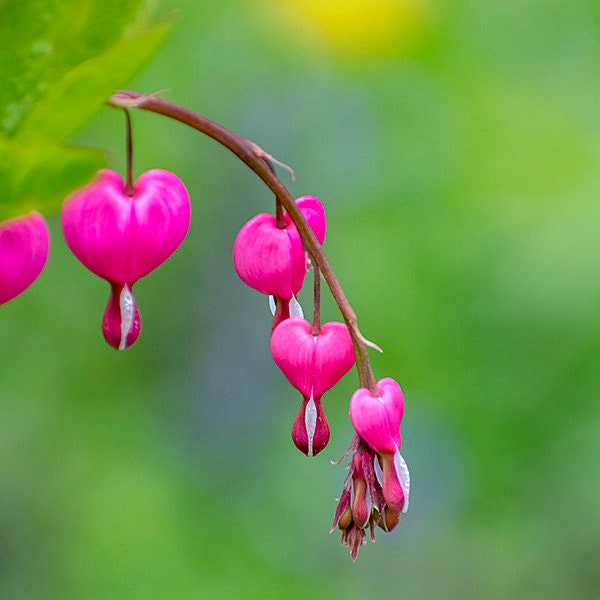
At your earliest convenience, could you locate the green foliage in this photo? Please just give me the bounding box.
[0,0,168,220]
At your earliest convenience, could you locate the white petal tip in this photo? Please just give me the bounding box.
[394,451,411,513]
[119,285,136,351]
[305,396,317,457]
[289,295,304,319]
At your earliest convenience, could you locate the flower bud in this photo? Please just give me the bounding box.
[337,507,353,531]
[0,212,49,305]
[377,505,400,532]
[351,452,370,528]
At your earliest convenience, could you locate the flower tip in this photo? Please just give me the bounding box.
[291,397,330,457]
[102,284,141,351]
[377,506,400,532]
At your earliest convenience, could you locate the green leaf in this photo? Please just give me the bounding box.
[0,134,104,220]
[0,0,170,217]
[16,21,169,143]
[0,0,159,135]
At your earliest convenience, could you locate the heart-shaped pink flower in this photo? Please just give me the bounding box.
[61,169,190,350]
[271,317,355,456]
[62,169,190,285]
[350,378,409,512]
[270,318,355,398]
[233,212,305,299]
[233,196,326,300]
[0,211,49,305]
[349,378,405,454]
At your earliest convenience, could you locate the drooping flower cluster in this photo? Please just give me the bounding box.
[0,212,49,306]
[234,196,356,456]
[61,169,191,350]
[332,377,410,560]
[0,93,410,563]
[233,190,410,560]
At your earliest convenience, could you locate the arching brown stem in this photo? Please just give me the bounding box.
[108,90,378,394]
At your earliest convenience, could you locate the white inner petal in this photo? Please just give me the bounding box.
[394,450,411,513]
[289,295,303,319]
[373,455,383,486]
[268,295,276,316]
[119,285,135,351]
[305,395,318,457]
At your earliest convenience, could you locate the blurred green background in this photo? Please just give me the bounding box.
[2,0,599,598]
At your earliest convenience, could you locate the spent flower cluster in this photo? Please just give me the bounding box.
[0,92,409,561]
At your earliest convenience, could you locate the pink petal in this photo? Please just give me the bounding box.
[270,318,355,397]
[62,170,130,282]
[349,378,405,454]
[380,452,406,512]
[283,196,327,293]
[270,318,314,396]
[0,212,49,305]
[312,321,355,397]
[127,169,191,282]
[233,213,305,298]
[377,377,405,448]
[285,195,327,245]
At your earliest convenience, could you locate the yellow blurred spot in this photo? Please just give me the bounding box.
[264,0,431,58]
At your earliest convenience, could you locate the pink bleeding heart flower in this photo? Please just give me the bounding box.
[233,196,326,328]
[350,378,410,513]
[61,169,190,350]
[0,211,49,305]
[350,378,404,453]
[233,211,305,298]
[270,317,355,456]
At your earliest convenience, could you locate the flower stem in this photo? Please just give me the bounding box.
[108,91,378,394]
[123,108,135,197]
[263,160,286,229]
[312,265,321,336]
